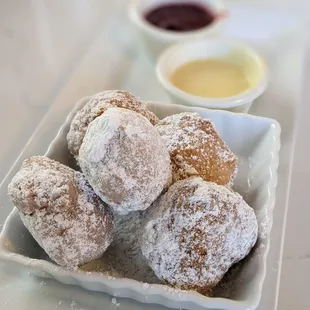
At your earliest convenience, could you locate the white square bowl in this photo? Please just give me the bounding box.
[0,98,280,310]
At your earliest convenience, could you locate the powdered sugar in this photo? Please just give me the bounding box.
[141,177,258,295]
[156,112,237,186]
[78,107,171,214]
[80,210,161,284]
[8,156,114,267]
[67,90,159,157]
[84,111,120,163]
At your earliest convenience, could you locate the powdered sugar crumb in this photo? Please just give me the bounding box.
[111,297,120,308]
[259,215,271,239]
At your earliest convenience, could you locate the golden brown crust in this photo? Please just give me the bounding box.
[156,113,237,186]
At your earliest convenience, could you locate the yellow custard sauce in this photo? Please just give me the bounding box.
[170,59,251,98]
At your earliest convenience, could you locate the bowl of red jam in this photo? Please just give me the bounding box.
[145,2,215,32]
[129,0,227,59]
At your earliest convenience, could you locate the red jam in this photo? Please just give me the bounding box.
[144,3,215,32]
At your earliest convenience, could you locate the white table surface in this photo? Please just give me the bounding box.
[0,1,309,309]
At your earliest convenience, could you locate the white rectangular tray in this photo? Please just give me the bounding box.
[0,99,280,310]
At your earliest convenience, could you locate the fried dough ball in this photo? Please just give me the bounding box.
[67,90,159,157]
[78,107,171,214]
[156,112,237,186]
[8,156,114,267]
[141,177,258,295]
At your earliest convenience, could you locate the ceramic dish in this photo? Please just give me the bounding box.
[128,0,226,60]
[156,39,268,113]
[0,98,280,310]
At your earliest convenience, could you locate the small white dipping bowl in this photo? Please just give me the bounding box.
[128,0,227,60]
[156,39,269,113]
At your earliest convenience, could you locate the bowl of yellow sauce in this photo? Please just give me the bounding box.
[156,39,268,113]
